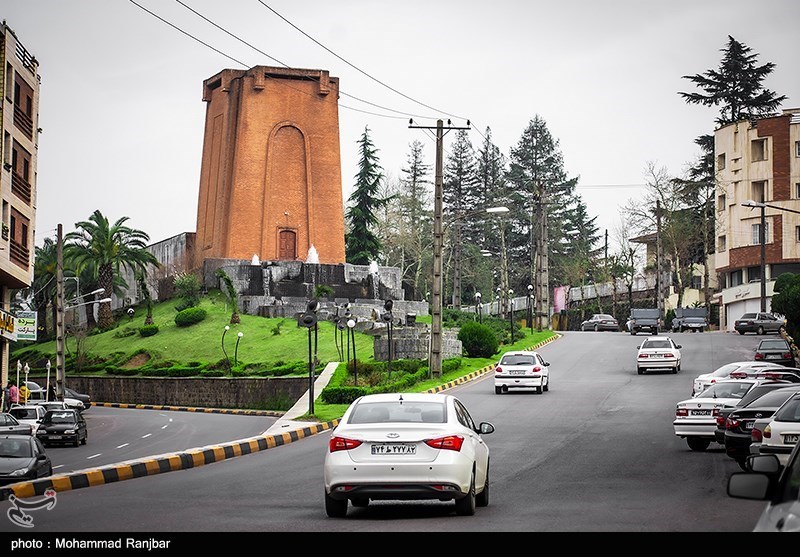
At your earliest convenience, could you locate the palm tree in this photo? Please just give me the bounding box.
[65,210,159,329]
[30,238,59,338]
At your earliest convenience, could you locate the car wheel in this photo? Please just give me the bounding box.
[543,377,549,392]
[351,498,369,508]
[81,433,87,445]
[630,331,637,336]
[476,464,489,508]
[594,324,599,332]
[494,386,502,395]
[737,330,745,335]
[455,472,477,516]
[535,386,543,394]
[757,326,765,335]
[686,438,710,452]
[736,458,748,472]
[672,366,678,374]
[637,367,643,375]
[324,491,348,518]
[73,437,80,447]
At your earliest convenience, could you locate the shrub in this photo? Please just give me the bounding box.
[442,357,462,374]
[320,386,369,404]
[139,324,159,337]
[140,368,169,377]
[173,272,203,309]
[166,367,201,378]
[458,321,499,358]
[106,367,140,376]
[175,307,207,327]
[200,370,225,378]
[113,326,137,339]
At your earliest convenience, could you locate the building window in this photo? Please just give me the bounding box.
[751,180,766,203]
[691,276,702,290]
[752,222,769,245]
[796,140,800,157]
[4,63,11,101]
[717,194,726,211]
[730,269,743,287]
[796,183,800,199]
[718,235,726,252]
[716,153,726,170]
[796,226,800,242]
[751,138,768,162]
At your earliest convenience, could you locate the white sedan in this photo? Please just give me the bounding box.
[493,350,550,394]
[692,361,786,397]
[674,379,761,451]
[636,336,681,375]
[323,393,494,518]
[759,392,800,465]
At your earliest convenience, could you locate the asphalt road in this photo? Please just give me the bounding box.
[41,407,277,474]
[0,330,772,533]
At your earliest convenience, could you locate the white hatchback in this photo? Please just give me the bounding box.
[323,393,494,518]
[637,336,681,375]
[493,350,550,394]
[759,392,800,465]
[692,361,786,397]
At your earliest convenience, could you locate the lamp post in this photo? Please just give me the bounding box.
[508,289,515,345]
[527,284,534,333]
[299,300,319,415]
[45,360,51,402]
[382,300,394,379]
[347,318,357,386]
[221,325,231,370]
[475,292,482,323]
[22,363,29,404]
[234,332,243,366]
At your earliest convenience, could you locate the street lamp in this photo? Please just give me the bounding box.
[527,284,534,333]
[474,292,482,323]
[382,300,394,379]
[22,363,29,404]
[347,318,357,386]
[221,325,231,370]
[508,289,515,345]
[234,332,243,366]
[45,360,51,402]
[742,200,767,312]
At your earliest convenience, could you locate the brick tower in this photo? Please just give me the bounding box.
[195,66,346,265]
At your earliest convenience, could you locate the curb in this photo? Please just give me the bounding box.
[1,333,561,501]
[91,402,283,417]
[0,420,340,502]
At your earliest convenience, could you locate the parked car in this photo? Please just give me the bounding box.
[493,350,551,394]
[723,386,800,469]
[579,314,618,332]
[323,392,494,517]
[0,434,52,484]
[692,361,786,397]
[754,338,795,367]
[636,336,681,375]
[671,308,709,333]
[64,387,91,409]
[36,409,87,447]
[673,378,786,451]
[0,413,33,436]
[758,392,800,465]
[8,405,46,435]
[734,312,786,335]
[26,388,85,413]
[629,308,661,336]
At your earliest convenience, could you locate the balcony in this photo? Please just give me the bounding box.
[9,239,29,268]
[11,170,32,205]
[13,105,33,139]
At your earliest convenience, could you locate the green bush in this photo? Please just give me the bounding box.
[139,324,159,337]
[175,307,207,327]
[442,358,462,374]
[166,367,201,377]
[106,367,140,376]
[320,386,369,404]
[200,370,225,378]
[140,368,169,377]
[113,326,137,339]
[458,321,499,358]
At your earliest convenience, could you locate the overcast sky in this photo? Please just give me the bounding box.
[4,0,799,251]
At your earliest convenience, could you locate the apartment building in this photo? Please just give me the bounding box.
[714,108,800,330]
[0,22,39,387]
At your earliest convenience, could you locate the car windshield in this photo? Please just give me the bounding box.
[684,317,706,322]
[642,340,672,349]
[774,398,800,423]
[711,363,742,378]
[700,382,754,399]
[759,340,789,350]
[745,389,800,408]
[348,401,446,424]
[500,354,536,365]
[9,408,37,420]
[44,411,75,424]
[0,438,31,458]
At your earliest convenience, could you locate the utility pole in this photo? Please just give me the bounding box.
[655,200,664,319]
[409,119,470,377]
[55,224,65,400]
[535,184,550,331]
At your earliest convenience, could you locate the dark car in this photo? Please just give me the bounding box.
[754,338,795,367]
[64,387,91,409]
[723,386,800,469]
[734,312,786,335]
[0,435,52,484]
[36,409,87,447]
[713,381,798,446]
[0,413,33,436]
[580,314,618,332]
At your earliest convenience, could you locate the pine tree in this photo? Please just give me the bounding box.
[679,35,787,126]
[345,127,390,265]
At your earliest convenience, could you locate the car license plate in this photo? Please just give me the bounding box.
[691,410,711,416]
[784,434,799,444]
[767,354,781,359]
[371,443,416,455]
[49,435,62,439]
[745,422,754,430]
[650,354,663,359]
[509,370,527,375]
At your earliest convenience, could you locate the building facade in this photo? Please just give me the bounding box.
[714,109,800,330]
[0,23,39,388]
[195,66,346,267]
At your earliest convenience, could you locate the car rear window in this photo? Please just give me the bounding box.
[500,354,536,365]
[758,340,789,350]
[642,340,672,349]
[348,401,446,424]
[740,314,756,320]
[745,389,800,408]
[774,398,800,423]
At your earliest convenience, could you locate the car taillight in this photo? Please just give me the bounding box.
[424,435,464,451]
[676,408,688,417]
[716,415,726,427]
[329,436,363,452]
[726,418,740,430]
[532,366,541,373]
[712,408,721,417]
[495,366,503,374]
[752,428,763,443]
[664,352,674,358]
[783,353,793,360]
[755,353,764,360]
[639,354,649,359]
[763,425,772,439]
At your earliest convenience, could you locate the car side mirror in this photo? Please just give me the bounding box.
[478,422,495,435]
[727,472,771,500]
[747,454,781,474]
[543,361,550,367]
[36,454,47,461]
[676,345,682,349]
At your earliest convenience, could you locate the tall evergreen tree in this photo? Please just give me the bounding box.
[345,126,390,265]
[476,128,509,300]
[396,140,433,299]
[679,35,787,126]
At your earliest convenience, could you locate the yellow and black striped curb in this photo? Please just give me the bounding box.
[426,333,562,393]
[0,419,341,501]
[91,402,283,417]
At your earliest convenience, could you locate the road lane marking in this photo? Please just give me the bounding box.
[161,424,168,430]
[53,465,64,470]
[142,433,152,439]
[116,443,129,449]
[86,453,102,460]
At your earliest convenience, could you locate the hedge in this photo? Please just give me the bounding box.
[175,307,207,327]
[139,324,159,337]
